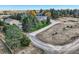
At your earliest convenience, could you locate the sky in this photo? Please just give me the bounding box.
[0,5,79,10]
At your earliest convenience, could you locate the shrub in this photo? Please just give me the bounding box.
[4,25,31,49]
[22,15,50,32]
[20,35,31,46]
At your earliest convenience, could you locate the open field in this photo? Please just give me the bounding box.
[37,17,79,45]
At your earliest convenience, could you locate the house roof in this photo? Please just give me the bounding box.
[0,15,11,19]
[5,18,22,24]
[5,18,18,22]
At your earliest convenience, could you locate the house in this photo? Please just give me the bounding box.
[0,15,11,21]
[37,13,43,16]
[4,18,22,29]
[36,16,47,21]
[36,13,47,21]
[0,15,11,19]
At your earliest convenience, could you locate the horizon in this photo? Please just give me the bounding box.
[0,5,79,10]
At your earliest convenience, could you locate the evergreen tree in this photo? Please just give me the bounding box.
[4,25,30,49]
[46,17,50,24]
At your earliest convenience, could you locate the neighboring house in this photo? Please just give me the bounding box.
[4,18,22,29]
[0,15,11,19]
[36,16,47,21]
[37,13,43,16]
[0,15,11,21]
[36,13,47,21]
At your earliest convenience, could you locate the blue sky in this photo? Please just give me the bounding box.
[0,5,79,10]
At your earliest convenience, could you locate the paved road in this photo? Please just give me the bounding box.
[27,20,61,54]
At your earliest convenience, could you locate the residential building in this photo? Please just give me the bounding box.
[4,18,22,29]
[36,16,47,21]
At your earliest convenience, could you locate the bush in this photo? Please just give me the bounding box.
[22,15,50,32]
[4,25,31,49]
[0,20,4,26]
[20,35,31,46]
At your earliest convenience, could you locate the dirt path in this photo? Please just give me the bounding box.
[0,39,11,54]
[27,19,79,54]
[27,20,61,54]
[0,33,11,54]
